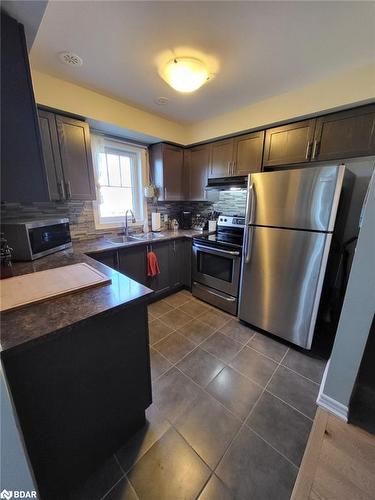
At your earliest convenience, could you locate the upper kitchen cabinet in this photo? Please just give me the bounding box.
[209,138,234,178]
[263,120,316,167]
[38,109,96,201]
[311,105,375,161]
[1,13,50,203]
[55,114,96,200]
[232,131,264,175]
[38,110,65,201]
[150,143,185,200]
[185,144,210,200]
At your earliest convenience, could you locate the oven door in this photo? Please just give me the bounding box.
[192,242,241,296]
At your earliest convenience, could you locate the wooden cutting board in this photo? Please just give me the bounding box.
[0,263,112,312]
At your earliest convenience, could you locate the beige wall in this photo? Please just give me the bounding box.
[186,64,375,144]
[31,64,375,146]
[31,70,187,144]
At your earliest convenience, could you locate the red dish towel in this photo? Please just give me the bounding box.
[147,251,160,277]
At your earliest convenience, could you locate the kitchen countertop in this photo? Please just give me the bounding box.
[74,228,210,255]
[0,230,207,356]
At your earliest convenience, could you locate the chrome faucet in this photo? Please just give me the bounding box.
[124,209,136,236]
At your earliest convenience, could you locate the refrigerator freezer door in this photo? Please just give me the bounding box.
[239,226,332,349]
[248,165,344,231]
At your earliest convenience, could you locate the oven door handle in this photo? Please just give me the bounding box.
[193,243,240,257]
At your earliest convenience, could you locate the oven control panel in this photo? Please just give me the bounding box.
[218,216,245,228]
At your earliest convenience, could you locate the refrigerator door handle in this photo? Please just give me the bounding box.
[244,226,254,264]
[245,178,256,225]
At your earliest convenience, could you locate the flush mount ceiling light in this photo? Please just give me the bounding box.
[59,51,83,67]
[160,57,211,93]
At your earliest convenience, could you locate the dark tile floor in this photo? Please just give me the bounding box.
[70,290,326,500]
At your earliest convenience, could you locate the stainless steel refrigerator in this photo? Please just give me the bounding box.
[239,165,350,349]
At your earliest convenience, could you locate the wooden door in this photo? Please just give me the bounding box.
[163,144,184,200]
[233,131,264,175]
[118,246,147,285]
[209,139,234,178]
[55,115,96,200]
[263,120,316,167]
[186,144,210,200]
[38,109,65,201]
[149,241,170,294]
[312,105,375,161]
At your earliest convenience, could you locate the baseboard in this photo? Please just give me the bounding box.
[317,392,348,422]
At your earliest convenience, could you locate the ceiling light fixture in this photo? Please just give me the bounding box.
[160,57,211,93]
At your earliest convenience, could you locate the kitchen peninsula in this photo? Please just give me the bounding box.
[1,245,153,499]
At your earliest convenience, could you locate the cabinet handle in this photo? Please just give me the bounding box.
[227,161,231,175]
[57,180,66,200]
[311,140,320,160]
[65,181,72,199]
[164,187,167,200]
[231,161,235,175]
[173,240,176,253]
[305,141,312,160]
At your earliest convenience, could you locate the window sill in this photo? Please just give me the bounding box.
[93,221,144,231]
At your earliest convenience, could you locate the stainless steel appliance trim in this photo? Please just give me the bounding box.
[327,165,345,232]
[193,243,240,257]
[305,233,333,349]
[244,226,254,264]
[2,218,70,229]
[192,243,241,297]
[193,282,236,301]
[30,241,73,260]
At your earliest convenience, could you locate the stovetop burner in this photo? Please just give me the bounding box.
[193,214,245,250]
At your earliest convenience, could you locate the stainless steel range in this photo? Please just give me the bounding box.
[192,215,245,314]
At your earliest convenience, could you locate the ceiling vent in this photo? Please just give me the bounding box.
[59,51,83,67]
[155,97,169,105]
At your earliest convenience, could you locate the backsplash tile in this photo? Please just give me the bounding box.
[1,190,247,241]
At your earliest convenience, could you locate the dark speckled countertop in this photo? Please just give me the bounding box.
[0,230,207,356]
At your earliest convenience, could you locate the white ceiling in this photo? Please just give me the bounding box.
[30,1,375,124]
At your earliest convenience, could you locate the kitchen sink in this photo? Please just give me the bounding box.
[130,232,167,241]
[105,235,139,244]
[106,232,167,244]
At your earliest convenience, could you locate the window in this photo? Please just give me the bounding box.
[91,135,147,228]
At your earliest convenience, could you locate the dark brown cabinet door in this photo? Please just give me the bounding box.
[150,143,185,201]
[148,241,170,294]
[55,115,96,200]
[233,131,264,175]
[186,144,210,200]
[263,120,316,167]
[38,109,65,201]
[118,246,147,285]
[312,105,375,161]
[169,238,186,288]
[1,13,50,203]
[209,139,234,178]
[163,144,184,200]
[88,250,117,269]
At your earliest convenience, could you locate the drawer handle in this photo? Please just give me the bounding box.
[193,282,236,301]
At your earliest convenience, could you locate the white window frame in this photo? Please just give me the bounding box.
[91,135,148,230]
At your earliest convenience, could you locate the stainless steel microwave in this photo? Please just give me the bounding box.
[1,218,72,261]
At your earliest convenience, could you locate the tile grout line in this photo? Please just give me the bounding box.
[151,315,316,424]
[211,348,291,481]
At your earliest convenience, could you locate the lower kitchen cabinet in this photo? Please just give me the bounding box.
[169,238,186,288]
[89,250,117,269]
[89,237,192,296]
[118,245,148,285]
[148,241,170,295]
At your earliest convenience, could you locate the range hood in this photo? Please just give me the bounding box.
[205,176,248,191]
